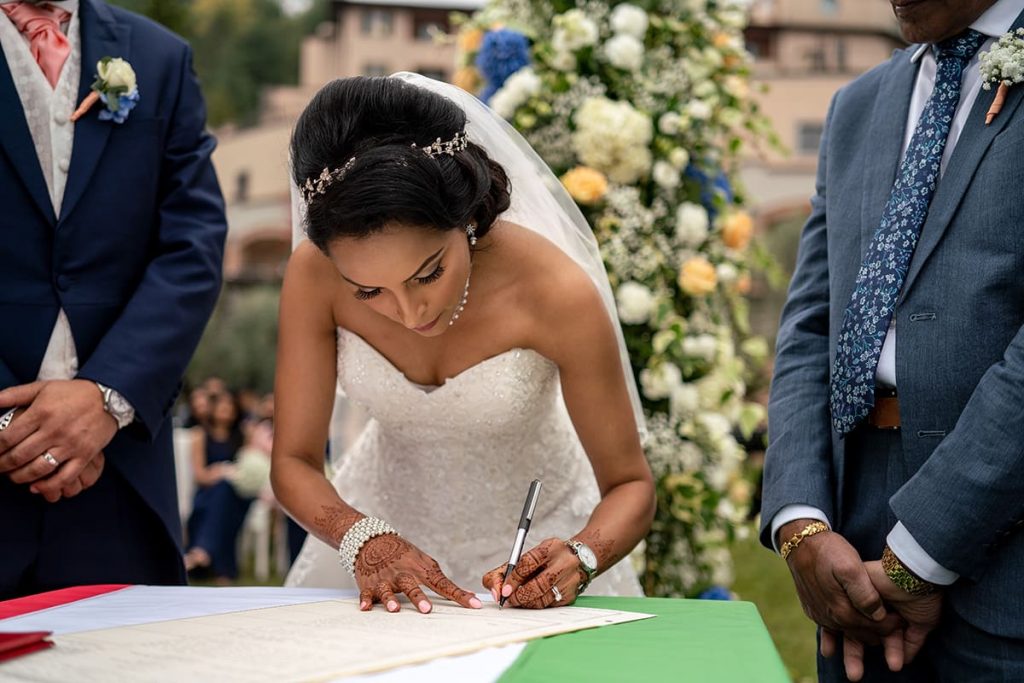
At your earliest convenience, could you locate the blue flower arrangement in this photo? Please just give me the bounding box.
[475,29,531,102]
[99,89,140,124]
[697,585,733,600]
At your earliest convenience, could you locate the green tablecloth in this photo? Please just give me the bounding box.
[499,597,789,683]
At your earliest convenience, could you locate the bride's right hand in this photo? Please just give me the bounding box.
[354,534,482,614]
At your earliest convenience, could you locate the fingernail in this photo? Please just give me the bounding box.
[29,486,38,494]
[873,608,886,621]
[418,600,431,613]
[387,600,398,612]
[360,600,369,610]
[501,584,513,597]
[469,597,482,609]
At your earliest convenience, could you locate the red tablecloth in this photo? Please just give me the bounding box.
[0,585,129,620]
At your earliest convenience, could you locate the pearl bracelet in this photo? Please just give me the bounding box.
[337,517,399,577]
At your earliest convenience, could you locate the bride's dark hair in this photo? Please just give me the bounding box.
[291,76,511,251]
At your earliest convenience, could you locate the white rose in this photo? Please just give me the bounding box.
[715,262,739,285]
[658,112,682,135]
[675,202,709,246]
[670,384,700,418]
[652,160,680,190]
[604,34,645,72]
[718,107,744,128]
[640,362,683,400]
[694,81,717,99]
[686,99,713,120]
[723,75,749,100]
[489,67,541,119]
[616,281,656,324]
[552,9,599,52]
[682,334,717,362]
[610,4,649,39]
[98,58,136,92]
[669,147,690,169]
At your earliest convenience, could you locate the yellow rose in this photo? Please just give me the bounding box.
[721,210,754,251]
[457,28,484,53]
[561,166,609,205]
[453,67,480,93]
[728,478,753,506]
[712,32,732,49]
[678,256,717,296]
[97,57,136,92]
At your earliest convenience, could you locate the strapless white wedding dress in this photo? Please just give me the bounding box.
[285,328,643,596]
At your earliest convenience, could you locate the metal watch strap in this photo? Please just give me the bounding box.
[882,545,936,596]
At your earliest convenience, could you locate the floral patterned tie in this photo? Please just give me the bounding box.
[829,29,987,435]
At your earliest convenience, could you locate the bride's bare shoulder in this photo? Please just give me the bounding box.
[281,240,344,326]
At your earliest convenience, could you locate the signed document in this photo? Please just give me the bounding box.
[0,599,653,682]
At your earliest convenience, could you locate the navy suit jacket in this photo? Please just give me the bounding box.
[0,0,226,551]
[761,11,1024,638]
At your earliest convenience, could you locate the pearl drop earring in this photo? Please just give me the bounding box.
[467,224,477,247]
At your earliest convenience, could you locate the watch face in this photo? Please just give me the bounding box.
[576,543,598,572]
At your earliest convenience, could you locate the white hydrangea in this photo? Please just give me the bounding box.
[549,50,577,72]
[616,281,656,324]
[640,362,683,400]
[682,334,717,362]
[652,160,680,190]
[490,67,542,119]
[718,107,743,128]
[604,34,645,72]
[716,262,739,285]
[693,81,717,99]
[609,3,648,39]
[573,97,653,184]
[670,384,700,418]
[686,99,713,121]
[675,202,709,246]
[669,147,690,169]
[552,9,599,53]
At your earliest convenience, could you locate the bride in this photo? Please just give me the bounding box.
[273,72,654,613]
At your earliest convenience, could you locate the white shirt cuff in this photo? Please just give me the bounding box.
[770,505,831,554]
[886,522,959,585]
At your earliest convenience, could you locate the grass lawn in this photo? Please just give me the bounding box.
[730,533,817,683]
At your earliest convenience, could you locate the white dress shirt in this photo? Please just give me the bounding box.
[772,0,1024,584]
[0,0,134,422]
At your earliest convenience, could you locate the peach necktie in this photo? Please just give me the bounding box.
[1,2,72,88]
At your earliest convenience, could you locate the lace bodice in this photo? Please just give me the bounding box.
[285,329,642,597]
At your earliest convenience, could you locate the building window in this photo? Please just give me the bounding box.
[235,170,250,203]
[797,122,824,155]
[744,27,776,60]
[363,64,390,77]
[361,9,393,38]
[418,68,447,82]
[413,10,448,41]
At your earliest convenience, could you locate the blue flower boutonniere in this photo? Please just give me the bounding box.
[979,28,1024,125]
[70,57,140,124]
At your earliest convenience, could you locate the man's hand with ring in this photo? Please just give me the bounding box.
[0,380,116,502]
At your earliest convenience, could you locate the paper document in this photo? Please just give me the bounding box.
[0,599,654,682]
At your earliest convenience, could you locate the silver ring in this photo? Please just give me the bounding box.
[0,408,15,432]
[41,452,59,468]
[551,585,563,602]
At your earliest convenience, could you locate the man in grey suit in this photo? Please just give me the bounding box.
[761,0,1024,680]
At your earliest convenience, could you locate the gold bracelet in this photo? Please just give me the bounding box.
[780,521,830,560]
[881,545,936,596]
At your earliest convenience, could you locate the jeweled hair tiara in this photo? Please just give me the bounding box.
[300,131,469,205]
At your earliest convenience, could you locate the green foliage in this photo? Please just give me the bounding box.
[187,285,280,393]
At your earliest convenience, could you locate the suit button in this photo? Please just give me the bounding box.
[56,275,71,291]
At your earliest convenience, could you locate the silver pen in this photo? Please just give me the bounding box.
[499,479,542,608]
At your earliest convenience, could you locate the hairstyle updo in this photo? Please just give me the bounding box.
[291,76,512,251]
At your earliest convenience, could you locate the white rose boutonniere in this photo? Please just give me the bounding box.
[71,57,140,124]
[979,28,1024,125]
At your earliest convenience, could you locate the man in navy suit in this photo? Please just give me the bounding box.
[0,0,225,597]
[762,0,1024,680]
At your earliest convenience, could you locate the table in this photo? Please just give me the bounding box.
[0,586,788,682]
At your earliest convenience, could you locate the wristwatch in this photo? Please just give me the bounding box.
[95,382,135,429]
[565,539,598,596]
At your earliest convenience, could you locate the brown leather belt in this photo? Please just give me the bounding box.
[867,387,900,429]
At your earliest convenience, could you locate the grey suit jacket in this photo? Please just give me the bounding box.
[760,17,1024,638]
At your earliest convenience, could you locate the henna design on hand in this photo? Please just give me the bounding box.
[424,562,460,597]
[395,574,419,593]
[313,505,362,546]
[356,534,409,577]
[513,541,552,581]
[515,569,560,608]
[580,528,616,566]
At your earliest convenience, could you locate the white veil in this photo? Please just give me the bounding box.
[291,72,646,438]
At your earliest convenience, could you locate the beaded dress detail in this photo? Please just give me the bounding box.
[285,328,643,596]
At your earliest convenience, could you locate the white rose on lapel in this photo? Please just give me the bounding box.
[97,58,137,92]
[71,56,140,124]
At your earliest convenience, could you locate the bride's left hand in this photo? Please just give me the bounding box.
[482,538,586,609]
